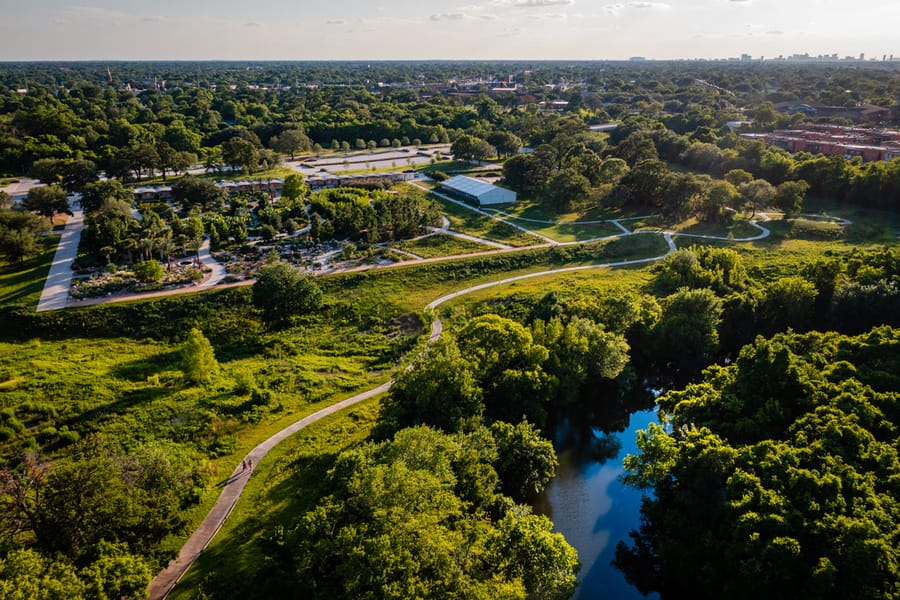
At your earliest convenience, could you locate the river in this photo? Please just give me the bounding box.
[535,406,660,600]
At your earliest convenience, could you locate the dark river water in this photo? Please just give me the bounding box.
[535,407,660,600]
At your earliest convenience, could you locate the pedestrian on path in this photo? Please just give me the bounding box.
[242,460,247,471]
[247,459,252,470]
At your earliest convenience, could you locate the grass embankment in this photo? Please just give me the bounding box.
[390,233,494,258]
[666,218,765,239]
[0,234,58,308]
[501,218,622,243]
[321,233,671,312]
[490,199,624,223]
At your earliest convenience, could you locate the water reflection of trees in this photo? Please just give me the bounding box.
[548,379,656,465]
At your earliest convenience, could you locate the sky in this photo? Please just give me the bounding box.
[0,0,898,61]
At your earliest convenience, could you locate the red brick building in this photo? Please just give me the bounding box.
[741,124,900,162]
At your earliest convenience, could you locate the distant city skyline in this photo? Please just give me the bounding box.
[0,0,897,61]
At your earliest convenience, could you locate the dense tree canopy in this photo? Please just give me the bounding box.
[252,259,324,325]
[275,426,579,600]
[22,185,69,219]
[617,327,900,599]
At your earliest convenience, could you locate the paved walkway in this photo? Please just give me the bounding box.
[197,240,227,286]
[36,208,84,312]
[410,183,556,245]
[147,380,394,600]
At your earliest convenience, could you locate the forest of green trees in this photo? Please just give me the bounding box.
[0,60,899,598]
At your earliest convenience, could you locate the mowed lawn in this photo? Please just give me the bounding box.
[0,234,58,308]
[391,233,497,258]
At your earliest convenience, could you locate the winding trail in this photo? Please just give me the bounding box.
[411,183,556,245]
[63,188,795,597]
[146,234,676,599]
[147,381,394,600]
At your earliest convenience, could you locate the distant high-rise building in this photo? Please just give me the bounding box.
[860,52,865,61]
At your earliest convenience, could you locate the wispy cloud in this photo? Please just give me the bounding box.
[58,5,134,28]
[527,12,567,19]
[604,2,669,14]
[326,19,345,25]
[498,27,524,37]
[430,13,466,21]
[514,0,573,7]
[626,1,670,9]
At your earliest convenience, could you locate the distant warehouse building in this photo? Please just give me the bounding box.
[439,175,516,206]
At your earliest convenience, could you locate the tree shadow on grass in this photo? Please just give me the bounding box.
[0,240,56,305]
[69,385,172,429]
[109,349,183,381]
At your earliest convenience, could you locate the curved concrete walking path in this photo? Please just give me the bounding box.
[147,232,684,599]
[410,182,556,245]
[37,208,84,312]
[147,380,394,600]
[145,199,798,597]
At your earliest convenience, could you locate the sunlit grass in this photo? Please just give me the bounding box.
[391,233,495,258]
[0,234,59,308]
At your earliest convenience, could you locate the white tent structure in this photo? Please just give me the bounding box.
[439,175,516,206]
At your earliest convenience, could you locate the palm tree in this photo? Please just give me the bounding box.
[138,237,155,263]
[157,236,175,270]
[100,246,116,265]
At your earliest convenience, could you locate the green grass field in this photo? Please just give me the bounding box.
[667,218,765,239]
[0,234,58,308]
[319,233,672,314]
[496,217,623,243]
[489,199,632,223]
[427,197,543,247]
[391,233,495,258]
